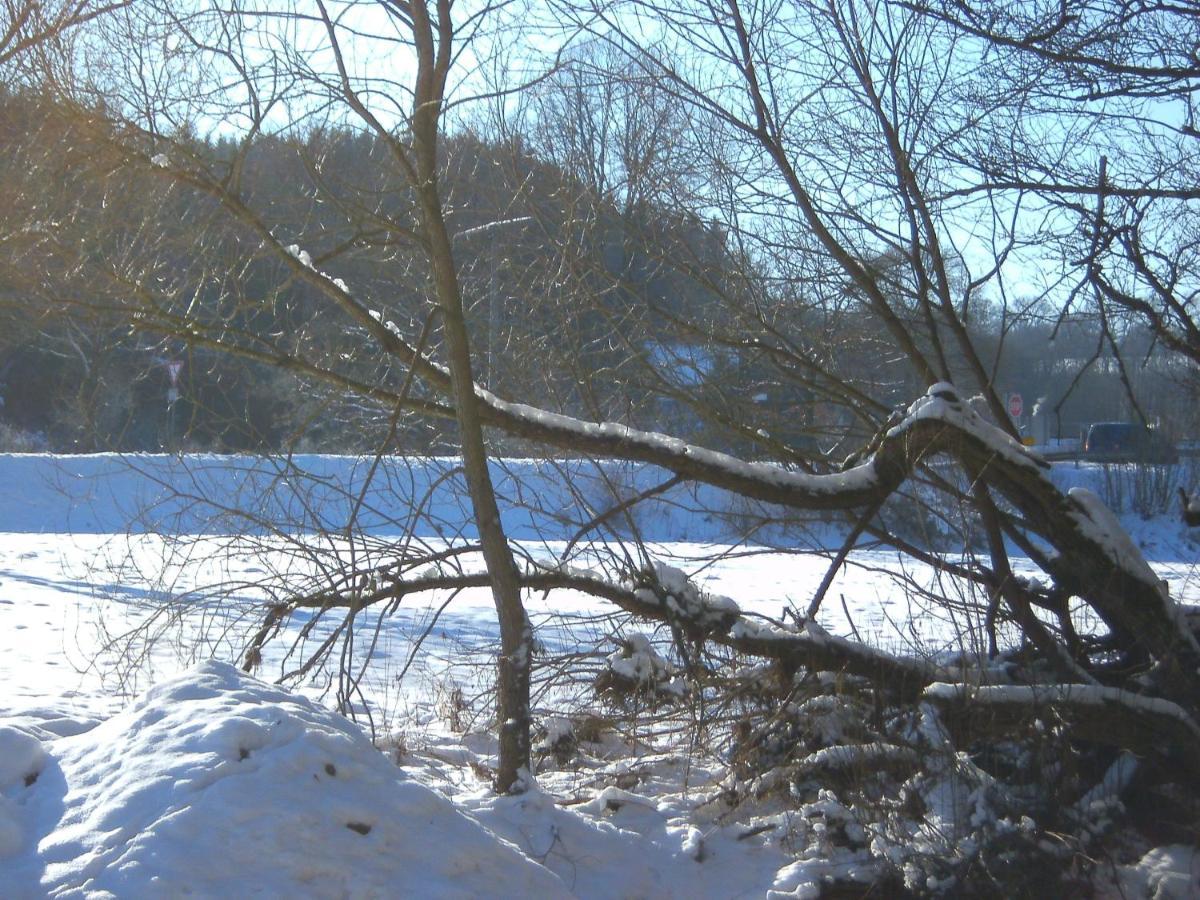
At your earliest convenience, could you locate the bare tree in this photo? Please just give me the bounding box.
[5,0,1199,881]
[908,0,1200,408]
[0,0,130,71]
[2,0,539,792]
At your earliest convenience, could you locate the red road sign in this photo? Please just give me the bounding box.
[1007,392,1023,418]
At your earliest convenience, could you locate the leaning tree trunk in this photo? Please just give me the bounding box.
[259,381,1200,783]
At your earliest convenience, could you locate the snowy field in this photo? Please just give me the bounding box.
[0,454,1198,896]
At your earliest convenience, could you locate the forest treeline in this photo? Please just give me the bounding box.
[0,86,1192,454]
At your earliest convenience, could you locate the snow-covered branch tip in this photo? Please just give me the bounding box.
[623,562,741,634]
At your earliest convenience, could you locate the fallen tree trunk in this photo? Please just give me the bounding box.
[924,682,1200,783]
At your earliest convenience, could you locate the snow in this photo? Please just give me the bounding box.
[285,243,314,269]
[453,217,533,241]
[604,632,685,695]
[1068,486,1166,590]
[0,726,46,858]
[0,727,46,795]
[2,451,1194,550]
[633,561,741,628]
[0,454,1198,896]
[796,742,919,776]
[0,453,831,541]
[534,716,573,752]
[1111,845,1200,899]
[894,382,1045,475]
[1075,751,1138,818]
[464,782,789,898]
[2,661,569,897]
[475,392,885,500]
[923,682,1200,741]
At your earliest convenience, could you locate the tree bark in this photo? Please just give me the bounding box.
[408,0,531,793]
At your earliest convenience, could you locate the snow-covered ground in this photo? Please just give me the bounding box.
[0,454,1197,896]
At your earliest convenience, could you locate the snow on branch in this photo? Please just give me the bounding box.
[729,617,939,700]
[923,682,1200,779]
[793,742,922,782]
[245,379,1199,708]
[452,217,533,241]
[468,382,1038,514]
[480,384,1194,695]
[624,562,741,634]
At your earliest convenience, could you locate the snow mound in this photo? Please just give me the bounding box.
[3,661,567,898]
[0,725,47,857]
[0,726,46,792]
[466,784,787,899]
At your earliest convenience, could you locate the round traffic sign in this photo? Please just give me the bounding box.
[1007,392,1023,418]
